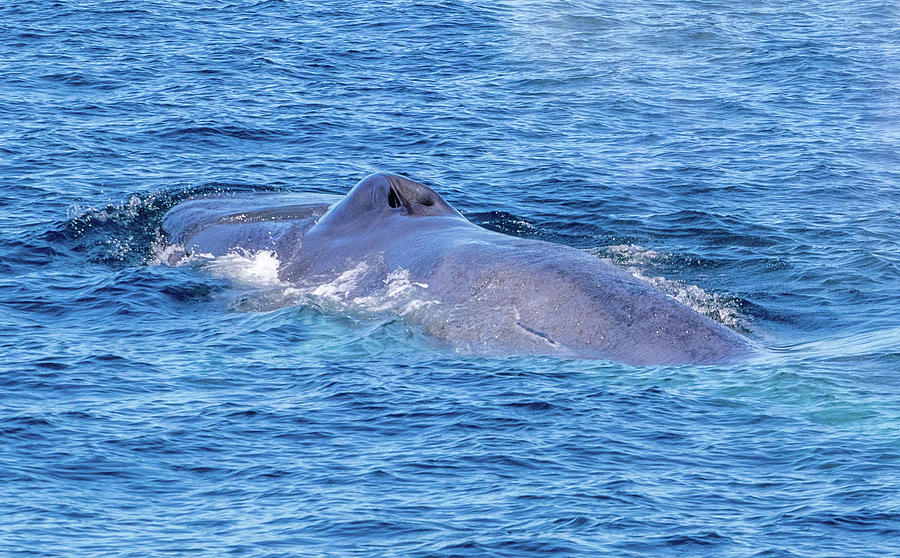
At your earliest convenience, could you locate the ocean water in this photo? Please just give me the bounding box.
[1,0,898,555]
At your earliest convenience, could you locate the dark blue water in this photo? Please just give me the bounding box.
[2,1,899,555]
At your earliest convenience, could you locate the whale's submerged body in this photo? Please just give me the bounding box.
[162,173,753,365]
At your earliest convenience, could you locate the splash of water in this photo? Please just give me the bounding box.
[595,243,746,330]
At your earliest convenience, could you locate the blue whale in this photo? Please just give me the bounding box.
[162,173,752,365]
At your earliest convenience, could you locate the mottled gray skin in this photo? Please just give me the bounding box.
[163,173,752,365]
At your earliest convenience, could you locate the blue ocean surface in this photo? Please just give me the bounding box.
[1,0,898,555]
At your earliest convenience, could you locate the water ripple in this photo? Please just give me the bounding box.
[1,0,899,555]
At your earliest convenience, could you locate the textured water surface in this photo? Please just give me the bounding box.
[1,0,899,556]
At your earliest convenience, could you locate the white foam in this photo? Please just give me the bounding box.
[181,252,441,318]
[149,236,190,266]
[309,262,372,298]
[152,239,440,317]
[633,270,742,329]
[152,235,285,288]
[604,243,661,265]
[196,250,284,288]
[350,268,438,316]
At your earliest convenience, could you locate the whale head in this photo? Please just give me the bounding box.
[311,173,464,234]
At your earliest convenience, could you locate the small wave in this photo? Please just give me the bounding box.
[155,125,286,141]
[604,243,661,266]
[771,327,900,365]
[595,243,747,331]
[467,211,541,238]
[55,184,281,265]
[42,72,122,89]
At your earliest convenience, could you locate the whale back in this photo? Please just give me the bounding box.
[159,173,753,365]
[162,192,339,255]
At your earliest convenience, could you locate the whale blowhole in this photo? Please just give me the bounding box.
[389,188,402,209]
[388,183,437,212]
